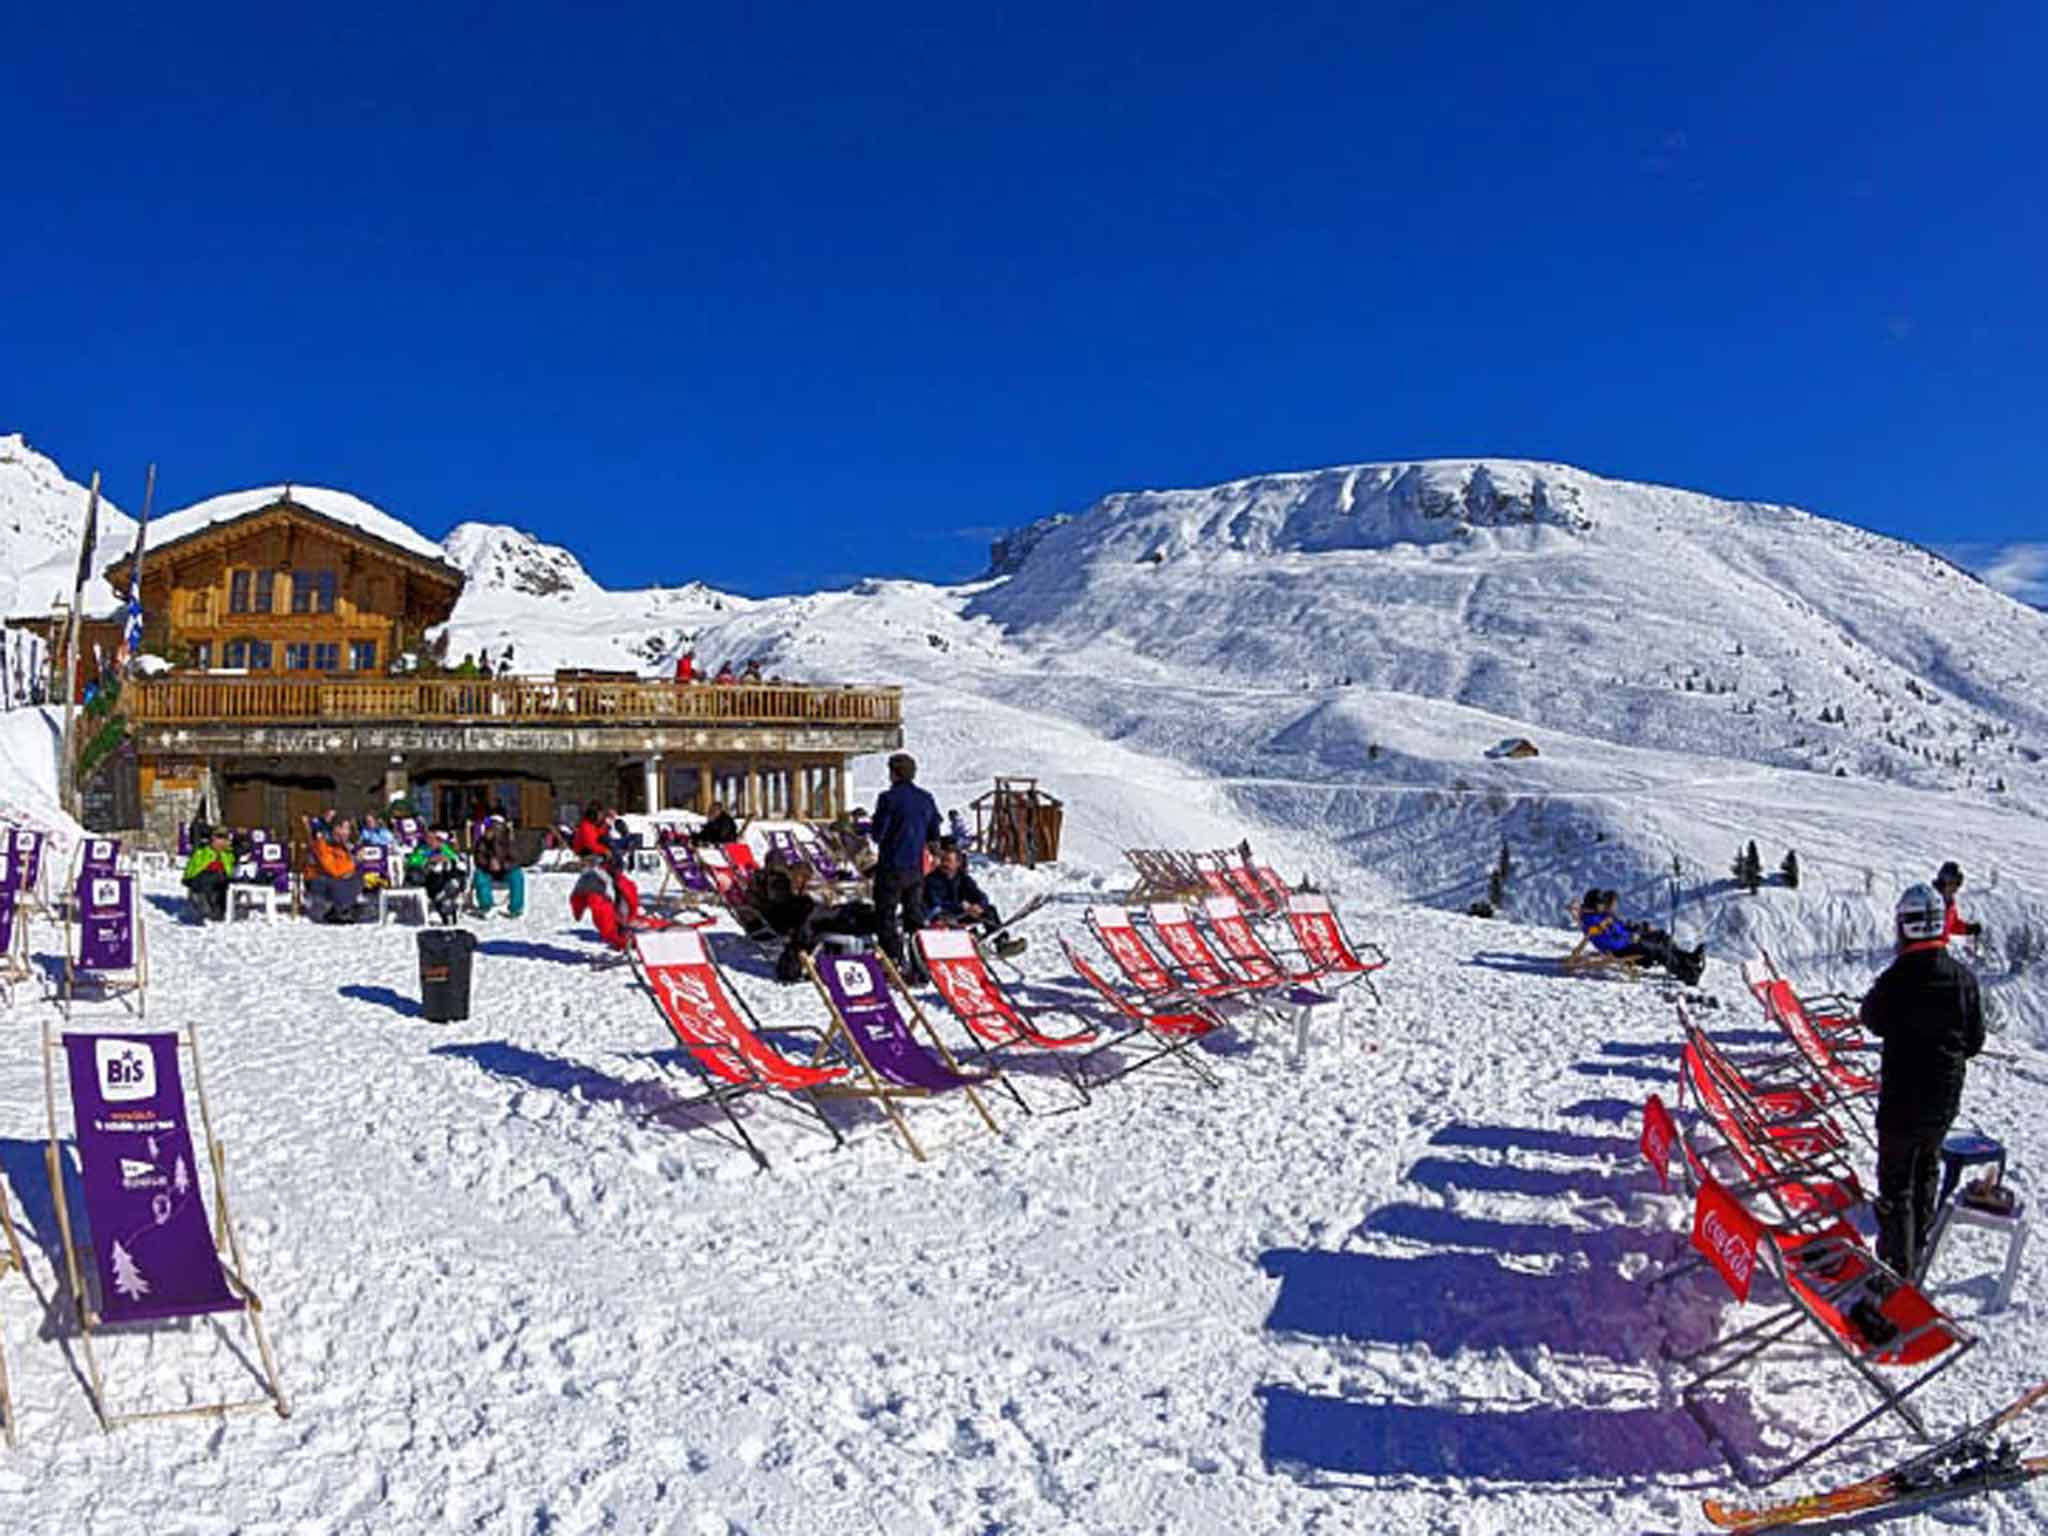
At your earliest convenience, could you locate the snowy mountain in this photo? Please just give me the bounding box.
[0,433,135,617]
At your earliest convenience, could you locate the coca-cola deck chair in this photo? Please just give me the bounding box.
[723,841,761,879]
[64,873,147,1018]
[630,927,847,1170]
[802,948,1008,1162]
[1216,856,1280,918]
[1084,904,1225,1008]
[1673,1024,1860,1230]
[1143,901,1290,1008]
[915,927,1093,1109]
[1672,1167,1974,1485]
[1060,934,1221,1090]
[1742,953,1877,1140]
[694,845,774,941]
[1279,894,1387,1004]
[40,1018,289,1429]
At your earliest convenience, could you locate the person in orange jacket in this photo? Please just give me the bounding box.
[304,817,366,923]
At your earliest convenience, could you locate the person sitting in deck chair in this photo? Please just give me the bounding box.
[924,845,1025,957]
[571,852,645,951]
[182,825,235,922]
[693,802,739,847]
[1580,889,1703,984]
[359,812,396,850]
[304,818,367,924]
[571,801,612,861]
[471,820,526,919]
[406,829,466,924]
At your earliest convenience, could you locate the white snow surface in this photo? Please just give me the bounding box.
[148,482,453,567]
[0,871,2043,1532]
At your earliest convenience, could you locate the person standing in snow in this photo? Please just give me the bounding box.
[1861,883,1985,1276]
[1932,861,1982,944]
[673,650,696,684]
[870,752,941,977]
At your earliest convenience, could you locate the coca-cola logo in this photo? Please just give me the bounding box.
[1699,1209,1755,1288]
[1692,1182,1761,1302]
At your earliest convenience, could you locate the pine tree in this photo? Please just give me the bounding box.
[1780,849,1800,889]
[109,1240,150,1302]
[1745,840,1763,893]
[1731,844,1748,884]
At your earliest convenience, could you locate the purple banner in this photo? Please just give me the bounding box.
[76,875,136,972]
[61,1033,241,1324]
[814,953,983,1092]
[0,847,16,948]
[11,828,43,892]
[77,837,122,880]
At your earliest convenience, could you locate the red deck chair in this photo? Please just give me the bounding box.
[1253,866,1292,907]
[1279,893,1388,1003]
[1192,857,1244,911]
[1200,893,1289,986]
[915,928,1094,1107]
[631,927,847,1169]
[1060,935,1221,1089]
[1084,904,1197,1004]
[693,846,774,940]
[1145,901,1281,999]
[1676,1032,1862,1227]
[1754,945,1863,1033]
[1673,1172,1975,1484]
[1743,954,1877,1136]
[722,841,761,878]
[1679,1007,1833,1129]
[1218,859,1277,917]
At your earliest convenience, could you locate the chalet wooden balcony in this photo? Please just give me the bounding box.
[126,676,903,729]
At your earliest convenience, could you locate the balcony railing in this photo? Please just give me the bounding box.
[125,676,903,729]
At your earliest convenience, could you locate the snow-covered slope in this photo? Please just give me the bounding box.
[0,434,134,616]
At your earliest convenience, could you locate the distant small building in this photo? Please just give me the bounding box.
[1484,737,1540,760]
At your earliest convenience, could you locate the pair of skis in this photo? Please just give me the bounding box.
[1703,1381,2048,1530]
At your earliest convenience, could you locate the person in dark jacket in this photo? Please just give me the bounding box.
[1579,890,1703,984]
[1861,882,1986,1277]
[694,803,740,847]
[472,820,525,918]
[869,752,941,975]
[922,845,1026,957]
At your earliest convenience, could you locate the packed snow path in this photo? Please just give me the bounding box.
[0,874,2041,1534]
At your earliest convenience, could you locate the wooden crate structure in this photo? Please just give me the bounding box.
[971,778,1063,867]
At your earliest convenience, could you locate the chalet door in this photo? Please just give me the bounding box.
[518,781,555,830]
[224,781,266,833]
[616,765,646,815]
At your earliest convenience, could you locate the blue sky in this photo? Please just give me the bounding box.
[4,2,2043,596]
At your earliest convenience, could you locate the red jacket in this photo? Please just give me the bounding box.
[572,817,609,860]
[1943,897,1975,941]
[673,654,694,683]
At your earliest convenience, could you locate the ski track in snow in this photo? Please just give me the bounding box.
[0,869,2042,1534]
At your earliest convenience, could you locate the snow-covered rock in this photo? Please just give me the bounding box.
[0,433,135,616]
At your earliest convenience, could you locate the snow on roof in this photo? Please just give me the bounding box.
[145,484,454,569]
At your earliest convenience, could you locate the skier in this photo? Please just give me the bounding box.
[570,852,645,950]
[870,752,941,978]
[1860,883,1985,1277]
[1933,861,1983,943]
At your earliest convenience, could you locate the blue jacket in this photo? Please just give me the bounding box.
[1581,909,1629,955]
[871,780,941,873]
[924,865,991,920]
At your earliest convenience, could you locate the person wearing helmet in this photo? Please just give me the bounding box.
[1859,883,1985,1277]
[1932,861,1982,942]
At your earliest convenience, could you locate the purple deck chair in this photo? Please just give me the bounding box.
[764,828,809,871]
[65,873,146,1016]
[799,836,854,886]
[44,1022,288,1426]
[75,836,122,883]
[0,845,28,1003]
[9,828,47,913]
[654,841,717,908]
[803,949,1005,1161]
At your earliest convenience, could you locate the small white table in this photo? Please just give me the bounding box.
[377,887,429,926]
[229,883,290,922]
[1925,1192,2029,1313]
[1282,985,1337,1066]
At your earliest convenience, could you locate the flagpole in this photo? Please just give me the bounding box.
[122,462,156,676]
[61,471,99,819]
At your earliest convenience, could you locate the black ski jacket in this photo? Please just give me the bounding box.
[1860,943,1985,1132]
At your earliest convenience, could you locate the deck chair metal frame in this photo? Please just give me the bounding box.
[915,927,1092,1110]
[1275,893,1388,1005]
[801,948,1008,1162]
[1742,952,1877,1145]
[62,873,147,1019]
[1059,935,1222,1091]
[629,927,846,1170]
[40,1016,289,1430]
[0,1187,23,1446]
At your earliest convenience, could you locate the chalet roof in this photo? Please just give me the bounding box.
[127,485,463,586]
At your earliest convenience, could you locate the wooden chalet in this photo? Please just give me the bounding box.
[15,486,903,840]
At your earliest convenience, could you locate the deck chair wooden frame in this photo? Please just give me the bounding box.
[1562,901,1644,980]
[0,856,32,1010]
[62,874,147,1019]
[40,1016,289,1430]
[1671,1172,1975,1486]
[629,928,846,1170]
[915,927,1092,1110]
[1060,935,1222,1091]
[650,842,716,912]
[0,1188,24,1446]
[801,949,1008,1162]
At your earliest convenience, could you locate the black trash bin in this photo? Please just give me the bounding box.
[417,929,477,1023]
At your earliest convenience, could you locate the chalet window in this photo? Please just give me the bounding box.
[291,569,338,615]
[314,642,340,671]
[224,638,272,670]
[190,641,212,669]
[349,639,377,672]
[228,569,273,615]
[284,642,311,671]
